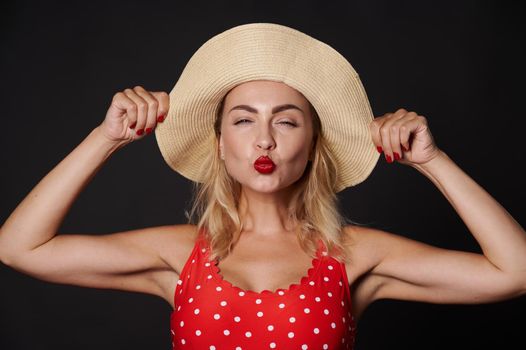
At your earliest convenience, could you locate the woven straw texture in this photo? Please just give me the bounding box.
[155,23,379,192]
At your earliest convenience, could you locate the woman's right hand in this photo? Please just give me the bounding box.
[99,86,170,145]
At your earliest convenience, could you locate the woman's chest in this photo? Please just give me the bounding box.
[171,249,356,349]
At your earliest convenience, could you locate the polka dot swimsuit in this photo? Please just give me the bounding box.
[170,233,356,349]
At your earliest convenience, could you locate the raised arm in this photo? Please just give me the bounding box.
[0,87,183,299]
[359,108,526,305]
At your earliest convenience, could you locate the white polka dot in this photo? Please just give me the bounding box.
[194,308,200,315]
[205,262,211,267]
[220,301,227,306]
[299,294,306,299]
[245,331,252,338]
[236,347,242,350]
[180,321,184,327]
[331,322,336,329]
[339,281,343,286]
[210,346,216,350]
[288,332,294,338]
[304,308,311,314]
[201,248,206,253]
[342,317,346,323]
[234,316,241,322]
[327,292,333,297]
[192,259,196,263]
[270,342,276,349]
[256,298,262,304]
[171,329,175,335]
[314,328,320,334]
[309,281,315,286]
[257,311,264,317]
[181,339,186,345]
[267,325,274,331]
[328,265,334,270]
[289,317,296,323]
[188,297,193,303]
[216,286,222,292]
[278,290,285,296]
[323,277,329,282]
[323,345,328,349]
[223,329,230,336]
[195,330,201,336]
[342,338,345,343]
[196,285,201,290]
[187,274,190,279]
[207,274,213,279]
[177,279,183,285]
[179,290,182,294]
[213,314,221,320]
[302,345,308,350]
[239,291,245,297]
[177,306,181,311]
[315,297,321,302]
[324,309,329,315]
[341,301,345,307]
[278,303,285,309]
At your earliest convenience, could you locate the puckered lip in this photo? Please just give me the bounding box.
[254,155,275,166]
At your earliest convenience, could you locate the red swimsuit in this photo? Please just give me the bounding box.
[170,232,356,349]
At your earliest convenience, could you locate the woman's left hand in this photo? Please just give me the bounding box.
[369,108,440,166]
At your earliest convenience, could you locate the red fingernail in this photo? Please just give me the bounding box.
[145,128,153,135]
[376,146,383,153]
[136,129,144,136]
[394,152,401,161]
[157,115,165,123]
[385,154,393,163]
[130,122,137,129]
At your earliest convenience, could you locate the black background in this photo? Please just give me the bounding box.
[1,1,525,349]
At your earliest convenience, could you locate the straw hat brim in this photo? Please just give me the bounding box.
[155,23,380,192]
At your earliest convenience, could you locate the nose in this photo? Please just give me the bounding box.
[256,124,276,150]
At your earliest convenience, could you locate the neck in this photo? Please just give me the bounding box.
[237,186,299,238]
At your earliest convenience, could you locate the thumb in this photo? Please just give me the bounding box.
[150,91,170,120]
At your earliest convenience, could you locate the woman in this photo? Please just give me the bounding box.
[1,23,525,350]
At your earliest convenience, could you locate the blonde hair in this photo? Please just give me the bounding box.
[186,95,352,263]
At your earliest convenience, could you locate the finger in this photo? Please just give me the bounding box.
[378,111,406,163]
[369,112,392,154]
[398,113,418,152]
[390,111,418,160]
[124,87,148,136]
[133,86,159,135]
[112,92,138,130]
[400,115,425,151]
[151,91,170,123]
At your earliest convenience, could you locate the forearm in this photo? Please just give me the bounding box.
[0,126,124,262]
[413,150,526,274]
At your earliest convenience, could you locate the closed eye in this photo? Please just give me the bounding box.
[279,121,297,127]
[234,119,252,125]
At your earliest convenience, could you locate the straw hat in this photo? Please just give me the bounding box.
[155,22,379,192]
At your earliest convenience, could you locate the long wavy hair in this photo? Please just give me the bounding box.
[186,90,353,263]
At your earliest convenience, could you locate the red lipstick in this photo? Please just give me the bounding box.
[254,156,276,174]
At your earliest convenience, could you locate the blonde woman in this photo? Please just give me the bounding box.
[1,23,525,350]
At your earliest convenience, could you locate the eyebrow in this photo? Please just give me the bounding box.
[228,104,304,115]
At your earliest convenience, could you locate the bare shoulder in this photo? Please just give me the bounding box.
[342,224,388,272]
[154,223,200,275]
[341,225,397,319]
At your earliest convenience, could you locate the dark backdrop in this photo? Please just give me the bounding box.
[1,1,525,349]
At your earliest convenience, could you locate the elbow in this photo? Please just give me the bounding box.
[506,271,526,299]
